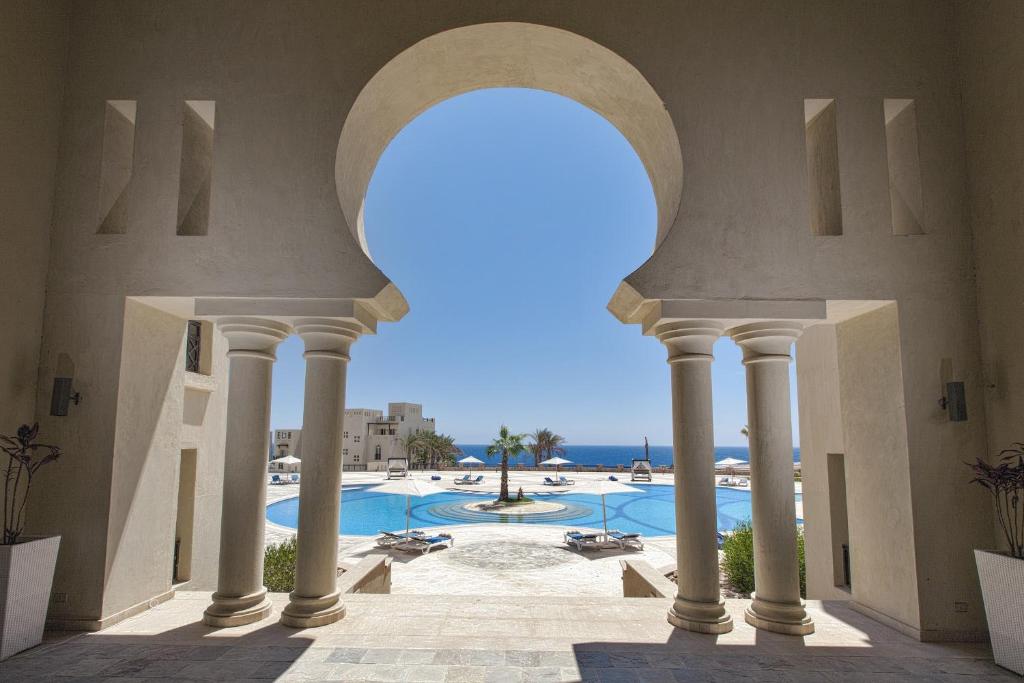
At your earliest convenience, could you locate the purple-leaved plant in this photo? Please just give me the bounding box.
[1,423,62,545]
[967,443,1024,559]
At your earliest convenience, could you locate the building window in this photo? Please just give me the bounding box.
[185,320,202,373]
[343,431,348,438]
[354,455,360,462]
[374,445,382,460]
[354,435,360,443]
[343,448,348,456]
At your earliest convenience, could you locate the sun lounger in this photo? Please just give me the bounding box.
[453,474,472,484]
[564,530,603,550]
[289,473,300,484]
[470,475,483,484]
[558,476,575,485]
[737,477,749,486]
[607,530,644,551]
[395,532,454,554]
[543,477,558,486]
[270,474,284,485]
[375,530,426,549]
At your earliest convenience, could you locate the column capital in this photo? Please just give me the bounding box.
[216,317,292,359]
[293,318,362,359]
[729,321,803,361]
[654,320,724,360]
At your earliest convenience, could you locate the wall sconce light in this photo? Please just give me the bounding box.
[939,381,967,422]
[49,377,81,417]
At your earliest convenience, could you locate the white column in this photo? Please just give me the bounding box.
[204,317,291,627]
[731,321,814,636]
[281,319,361,628]
[657,321,733,634]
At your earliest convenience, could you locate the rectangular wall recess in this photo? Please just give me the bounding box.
[827,452,851,589]
[173,449,197,583]
[805,99,843,236]
[176,100,215,236]
[97,100,137,234]
[884,99,925,235]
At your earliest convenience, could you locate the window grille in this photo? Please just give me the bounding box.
[185,320,202,372]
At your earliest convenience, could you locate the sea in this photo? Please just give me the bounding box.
[455,444,799,467]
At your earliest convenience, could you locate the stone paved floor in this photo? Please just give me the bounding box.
[339,525,676,597]
[2,592,1012,682]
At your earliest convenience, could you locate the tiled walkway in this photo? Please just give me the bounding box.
[2,592,1011,682]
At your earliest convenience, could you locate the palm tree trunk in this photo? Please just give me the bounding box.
[500,453,509,501]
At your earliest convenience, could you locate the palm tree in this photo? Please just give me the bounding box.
[741,425,750,439]
[400,431,426,469]
[421,432,462,469]
[528,428,567,467]
[485,425,528,502]
[544,430,566,463]
[527,429,546,467]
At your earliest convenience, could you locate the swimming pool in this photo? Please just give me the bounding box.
[266,484,803,537]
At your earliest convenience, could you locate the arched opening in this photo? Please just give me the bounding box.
[266,24,801,601]
[335,22,683,260]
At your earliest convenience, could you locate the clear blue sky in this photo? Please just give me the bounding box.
[270,88,798,446]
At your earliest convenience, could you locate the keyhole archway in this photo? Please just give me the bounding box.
[335,21,684,265]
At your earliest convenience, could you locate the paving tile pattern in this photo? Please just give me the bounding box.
[1,592,1013,682]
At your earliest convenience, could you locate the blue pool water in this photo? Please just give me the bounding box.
[266,484,803,537]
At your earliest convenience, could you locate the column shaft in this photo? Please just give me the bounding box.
[659,322,732,634]
[282,319,360,628]
[204,318,290,627]
[733,321,813,636]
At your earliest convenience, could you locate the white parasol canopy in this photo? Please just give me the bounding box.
[458,455,484,466]
[578,480,643,535]
[540,456,573,482]
[369,478,446,534]
[269,455,301,465]
[715,457,748,468]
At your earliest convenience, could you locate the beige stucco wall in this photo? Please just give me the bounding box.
[956,1,1024,473]
[102,300,186,617]
[0,1,68,430]
[5,0,1005,637]
[834,305,924,634]
[796,324,849,601]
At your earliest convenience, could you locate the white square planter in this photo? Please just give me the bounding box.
[975,549,1024,676]
[0,535,60,660]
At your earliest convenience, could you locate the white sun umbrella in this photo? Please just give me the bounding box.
[578,480,643,536]
[540,456,573,481]
[715,457,748,469]
[369,478,446,535]
[458,455,484,467]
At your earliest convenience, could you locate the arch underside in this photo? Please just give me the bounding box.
[336,22,683,260]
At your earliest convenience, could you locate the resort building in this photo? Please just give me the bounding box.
[2,1,1024,678]
[342,403,436,471]
[271,429,300,459]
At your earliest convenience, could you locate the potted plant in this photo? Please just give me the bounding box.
[967,443,1024,675]
[1,423,62,660]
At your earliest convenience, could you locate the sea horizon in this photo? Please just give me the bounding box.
[455,444,800,467]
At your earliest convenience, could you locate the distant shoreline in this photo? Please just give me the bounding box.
[455,444,801,466]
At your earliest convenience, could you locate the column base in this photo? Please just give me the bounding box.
[744,593,814,636]
[280,591,346,628]
[667,596,734,634]
[203,588,272,628]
